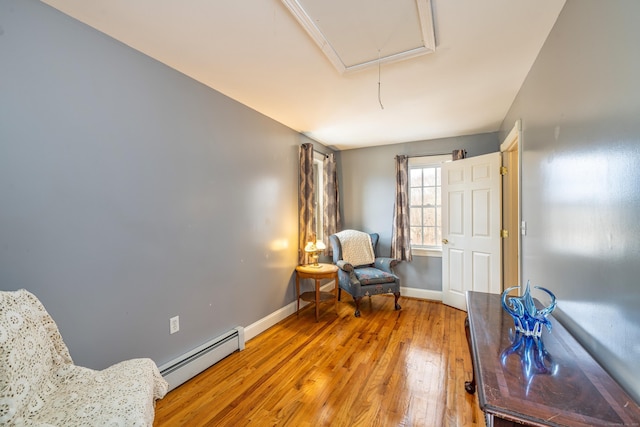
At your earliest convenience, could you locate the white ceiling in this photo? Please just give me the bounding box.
[41,0,565,151]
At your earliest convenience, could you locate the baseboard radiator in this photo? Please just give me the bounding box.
[159,326,245,391]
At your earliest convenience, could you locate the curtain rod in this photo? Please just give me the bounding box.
[410,152,452,157]
[395,152,454,158]
[314,149,330,158]
[302,142,331,158]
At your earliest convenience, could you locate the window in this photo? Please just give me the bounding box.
[409,155,451,257]
[313,152,325,242]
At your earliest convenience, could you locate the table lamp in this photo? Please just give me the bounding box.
[304,240,326,267]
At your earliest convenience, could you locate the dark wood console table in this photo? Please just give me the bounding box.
[465,291,640,426]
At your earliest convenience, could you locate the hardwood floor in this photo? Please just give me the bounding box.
[154,295,485,427]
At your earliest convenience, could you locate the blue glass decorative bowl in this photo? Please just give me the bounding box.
[501,281,557,338]
[501,329,558,380]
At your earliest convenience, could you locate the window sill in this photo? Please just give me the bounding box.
[411,247,442,258]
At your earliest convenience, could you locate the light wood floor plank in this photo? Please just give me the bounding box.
[154,296,484,426]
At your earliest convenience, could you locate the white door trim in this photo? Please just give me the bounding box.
[500,119,523,290]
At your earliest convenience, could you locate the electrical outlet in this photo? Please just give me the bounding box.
[170,315,179,334]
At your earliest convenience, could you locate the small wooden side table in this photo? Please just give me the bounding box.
[295,263,339,322]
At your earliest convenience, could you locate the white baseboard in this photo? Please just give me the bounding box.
[400,287,442,302]
[244,283,441,342]
[244,301,298,342]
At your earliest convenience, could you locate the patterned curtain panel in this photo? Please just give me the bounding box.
[452,149,467,160]
[298,143,315,265]
[391,155,412,261]
[323,152,341,255]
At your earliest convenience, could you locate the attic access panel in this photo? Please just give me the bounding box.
[282,0,435,73]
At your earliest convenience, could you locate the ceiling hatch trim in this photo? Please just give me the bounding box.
[281,0,436,74]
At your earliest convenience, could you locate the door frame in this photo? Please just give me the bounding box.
[500,119,523,291]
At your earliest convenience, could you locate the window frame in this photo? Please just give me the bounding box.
[408,154,452,258]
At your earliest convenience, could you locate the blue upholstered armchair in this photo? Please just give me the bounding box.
[329,230,401,317]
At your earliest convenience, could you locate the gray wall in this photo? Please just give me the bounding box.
[338,133,499,291]
[500,0,640,402]
[0,0,331,369]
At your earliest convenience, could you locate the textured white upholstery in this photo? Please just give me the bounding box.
[334,229,375,267]
[0,289,168,426]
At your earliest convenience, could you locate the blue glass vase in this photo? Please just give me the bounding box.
[501,281,557,338]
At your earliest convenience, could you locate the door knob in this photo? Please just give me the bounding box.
[442,239,449,244]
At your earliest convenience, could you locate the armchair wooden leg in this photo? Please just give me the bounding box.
[338,288,342,301]
[394,292,401,310]
[354,297,361,317]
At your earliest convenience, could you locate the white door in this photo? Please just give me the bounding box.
[442,152,502,311]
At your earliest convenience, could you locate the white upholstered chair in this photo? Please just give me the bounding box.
[0,289,168,426]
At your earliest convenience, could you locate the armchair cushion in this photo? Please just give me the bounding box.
[354,267,398,285]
